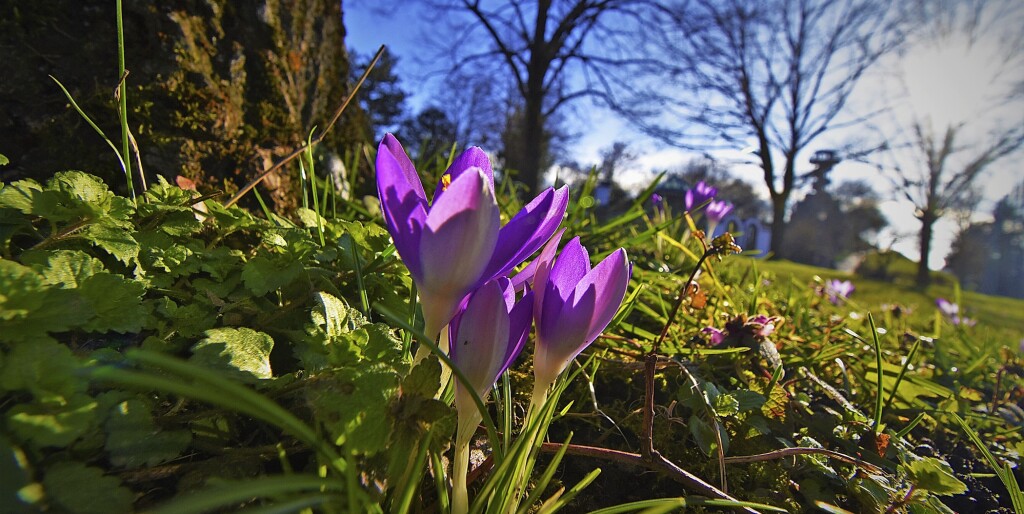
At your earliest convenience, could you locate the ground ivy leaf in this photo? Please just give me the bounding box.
[78,273,147,333]
[6,394,98,448]
[402,358,441,398]
[0,260,94,339]
[296,207,327,228]
[0,338,84,397]
[190,327,275,380]
[43,462,134,514]
[309,364,399,454]
[84,222,139,265]
[241,255,304,296]
[0,179,43,214]
[27,250,105,288]
[733,389,767,412]
[104,399,192,468]
[905,457,968,496]
[315,291,350,339]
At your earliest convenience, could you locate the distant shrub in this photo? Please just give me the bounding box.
[855,250,955,287]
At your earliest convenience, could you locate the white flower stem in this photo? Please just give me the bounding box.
[452,410,480,514]
[526,378,551,427]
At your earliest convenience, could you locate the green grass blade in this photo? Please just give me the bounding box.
[867,313,885,432]
[372,302,501,462]
[49,76,130,197]
[952,413,1024,513]
[146,475,342,514]
[90,350,343,472]
[883,336,921,412]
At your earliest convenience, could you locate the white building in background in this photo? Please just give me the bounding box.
[712,215,771,257]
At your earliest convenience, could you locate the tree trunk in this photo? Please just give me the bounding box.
[916,211,936,288]
[521,95,544,196]
[769,194,788,258]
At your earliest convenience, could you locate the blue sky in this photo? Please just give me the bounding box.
[345,1,1024,270]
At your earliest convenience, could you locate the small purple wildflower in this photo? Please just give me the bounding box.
[823,279,855,305]
[706,200,734,224]
[702,326,726,345]
[936,298,975,327]
[703,314,781,347]
[684,181,717,211]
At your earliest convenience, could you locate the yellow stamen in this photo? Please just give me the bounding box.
[441,174,452,191]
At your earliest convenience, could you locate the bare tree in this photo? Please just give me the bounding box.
[636,0,904,256]
[879,0,1024,287]
[422,0,656,195]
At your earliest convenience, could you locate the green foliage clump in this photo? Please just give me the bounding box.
[1,168,1022,513]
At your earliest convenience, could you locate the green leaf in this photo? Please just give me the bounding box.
[308,364,400,454]
[0,338,85,397]
[0,179,42,213]
[84,222,139,265]
[732,390,767,412]
[296,207,327,229]
[402,357,442,398]
[314,291,351,339]
[713,393,740,417]
[0,153,8,166]
[29,250,105,288]
[0,436,32,512]
[904,457,968,496]
[43,462,133,514]
[689,414,728,456]
[241,255,304,296]
[78,273,147,333]
[6,394,98,448]
[190,327,275,381]
[104,399,192,468]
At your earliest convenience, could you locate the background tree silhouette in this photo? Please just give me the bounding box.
[422,0,656,195]
[874,0,1024,287]
[633,0,904,257]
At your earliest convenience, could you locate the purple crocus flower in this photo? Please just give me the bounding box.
[448,278,533,514]
[530,230,631,398]
[684,181,717,211]
[824,279,855,305]
[376,134,568,339]
[650,193,665,212]
[706,200,734,224]
[449,278,533,416]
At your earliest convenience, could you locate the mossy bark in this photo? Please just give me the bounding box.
[0,0,369,212]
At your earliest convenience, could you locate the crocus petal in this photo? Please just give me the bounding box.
[380,134,425,201]
[419,168,500,336]
[575,249,631,344]
[707,200,734,223]
[449,280,510,399]
[434,147,494,203]
[533,243,631,388]
[539,239,591,338]
[539,286,596,371]
[376,146,428,280]
[483,186,569,281]
[548,237,591,303]
[531,228,565,322]
[503,290,534,372]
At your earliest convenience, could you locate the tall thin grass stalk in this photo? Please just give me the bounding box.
[224,45,386,209]
[115,0,135,200]
[868,313,885,432]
